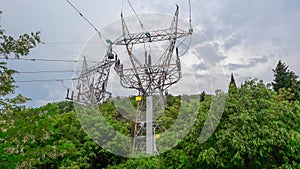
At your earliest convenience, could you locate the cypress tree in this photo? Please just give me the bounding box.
[229,73,237,88]
[228,73,237,94]
[200,91,205,102]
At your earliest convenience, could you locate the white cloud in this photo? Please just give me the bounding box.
[191,0,300,85]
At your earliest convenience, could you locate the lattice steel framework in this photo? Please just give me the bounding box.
[66,4,192,155]
[66,53,115,104]
[113,6,191,154]
[114,6,190,94]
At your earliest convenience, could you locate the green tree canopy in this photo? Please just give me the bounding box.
[272,60,296,91]
[272,60,299,101]
[0,11,40,111]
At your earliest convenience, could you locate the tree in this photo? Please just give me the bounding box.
[296,80,300,100]
[1,79,299,168]
[228,73,237,94]
[272,60,295,91]
[0,102,124,168]
[0,11,40,111]
[229,73,237,88]
[272,60,299,100]
[198,79,300,168]
[200,91,206,102]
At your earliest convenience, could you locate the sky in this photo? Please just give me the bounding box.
[0,0,299,107]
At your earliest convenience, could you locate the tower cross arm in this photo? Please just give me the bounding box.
[113,28,189,45]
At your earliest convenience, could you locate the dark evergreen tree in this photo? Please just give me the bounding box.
[229,73,237,87]
[200,91,205,102]
[228,73,237,94]
[272,60,299,100]
[272,60,298,91]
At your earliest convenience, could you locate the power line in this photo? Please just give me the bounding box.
[125,0,149,57]
[189,0,192,30]
[16,78,78,83]
[126,0,144,30]
[65,0,108,46]
[42,41,100,45]
[16,70,74,74]
[175,0,193,57]
[41,41,88,45]
[41,42,80,56]
[121,0,125,13]
[0,57,98,63]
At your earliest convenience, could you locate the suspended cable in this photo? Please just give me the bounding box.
[16,78,78,83]
[0,57,98,63]
[16,70,74,74]
[41,42,80,56]
[177,37,192,57]
[175,0,193,57]
[169,0,177,6]
[125,0,151,59]
[41,40,101,45]
[57,79,71,90]
[121,0,125,13]
[189,0,192,30]
[41,41,87,45]
[65,0,108,46]
[126,0,144,31]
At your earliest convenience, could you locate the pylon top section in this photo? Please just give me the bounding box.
[113,6,191,46]
[112,5,192,95]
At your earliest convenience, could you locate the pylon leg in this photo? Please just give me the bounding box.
[146,95,153,154]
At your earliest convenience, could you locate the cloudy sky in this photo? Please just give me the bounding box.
[1,0,299,107]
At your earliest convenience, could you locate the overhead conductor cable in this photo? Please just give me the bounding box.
[65,0,108,46]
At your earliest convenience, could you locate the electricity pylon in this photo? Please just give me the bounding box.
[113,6,192,154]
[66,4,192,155]
[66,48,115,105]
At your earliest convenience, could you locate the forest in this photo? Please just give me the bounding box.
[1,12,300,169]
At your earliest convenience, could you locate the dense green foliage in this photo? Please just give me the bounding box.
[0,102,124,168]
[109,80,300,169]
[199,80,300,168]
[1,79,299,168]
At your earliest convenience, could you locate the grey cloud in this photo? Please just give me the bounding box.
[228,55,269,71]
[192,42,225,68]
[222,32,245,51]
[228,63,246,71]
[191,63,207,71]
[192,0,300,54]
[249,56,268,65]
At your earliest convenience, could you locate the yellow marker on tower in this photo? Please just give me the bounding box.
[136,96,142,102]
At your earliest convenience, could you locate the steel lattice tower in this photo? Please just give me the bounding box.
[113,6,191,154]
[66,4,192,155]
[66,49,115,104]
